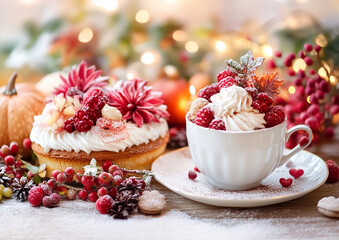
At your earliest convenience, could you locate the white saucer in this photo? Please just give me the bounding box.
[152,147,328,207]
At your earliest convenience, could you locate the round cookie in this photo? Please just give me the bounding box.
[138,190,166,215]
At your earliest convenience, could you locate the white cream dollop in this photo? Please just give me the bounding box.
[30,118,168,154]
[209,85,265,131]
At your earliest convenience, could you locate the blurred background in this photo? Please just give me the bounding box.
[0,0,338,148]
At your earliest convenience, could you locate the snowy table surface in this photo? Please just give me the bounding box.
[2,140,339,240]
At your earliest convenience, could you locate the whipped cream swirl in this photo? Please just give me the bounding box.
[30,118,168,154]
[209,85,266,131]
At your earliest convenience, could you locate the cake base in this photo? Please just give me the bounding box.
[32,132,169,177]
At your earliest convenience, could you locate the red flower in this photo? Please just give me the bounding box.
[108,79,169,127]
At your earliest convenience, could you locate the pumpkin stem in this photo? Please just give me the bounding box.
[3,73,18,96]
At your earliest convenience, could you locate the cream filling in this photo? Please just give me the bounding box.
[30,118,168,154]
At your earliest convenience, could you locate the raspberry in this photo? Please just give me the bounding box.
[28,187,44,207]
[245,87,258,99]
[217,70,235,82]
[64,119,75,133]
[74,115,94,132]
[197,83,219,102]
[51,193,60,204]
[326,160,339,183]
[218,77,237,89]
[251,93,273,113]
[264,106,286,128]
[209,118,226,130]
[195,107,214,127]
[188,170,197,180]
[96,195,114,214]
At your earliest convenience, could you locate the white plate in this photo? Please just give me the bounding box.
[152,147,328,207]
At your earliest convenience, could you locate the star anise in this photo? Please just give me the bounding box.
[0,168,11,187]
[12,177,35,202]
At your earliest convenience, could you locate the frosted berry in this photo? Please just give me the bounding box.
[4,155,15,166]
[245,87,258,99]
[78,190,88,200]
[51,193,60,204]
[47,179,57,190]
[218,77,237,89]
[9,142,19,155]
[326,160,339,183]
[97,187,109,197]
[108,165,120,175]
[112,169,124,177]
[217,70,235,82]
[56,173,67,183]
[28,186,44,207]
[64,167,75,179]
[209,118,226,130]
[264,106,285,128]
[113,175,123,186]
[279,178,293,187]
[81,175,94,188]
[42,196,53,207]
[103,161,113,172]
[304,43,313,52]
[88,191,99,202]
[0,145,10,158]
[98,172,113,186]
[66,189,77,200]
[198,83,219,102]
[52,170,61,179]
[23,138,31,149]
[96,195,113,214]
[195,107,214,127]
[40,184,52,196]
[188,170,197,180]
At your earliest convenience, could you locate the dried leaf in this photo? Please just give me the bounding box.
[252,72,283,97]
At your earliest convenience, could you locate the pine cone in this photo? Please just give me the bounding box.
[117,178,143,196]
[0,168,11,187]
[12,177,35,202]
[109,191,139,219]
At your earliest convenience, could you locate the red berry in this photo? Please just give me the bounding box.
[307,104,319,115]
[315,45,321,52]
[4,155,15,166]
[279,178,293,187]
[96,195,113,214]
[299,111,309,122]
[0,145,10,158]
[315,90,324,100]
[274,51,282,58]
[98,172,113,185]
[23,138,31,149]
[40,184,52,196]
[330,105,339,115]
[103,161,113,172]
[294,78,303,86]
[264,106,285,128]
[315,112,324,122]
[208,118,226,130]
[78,190,88,200]
[287,69,295,76]
[97,187,109,197]
[217,70,235,82]
[56,185,67,195]
[289,168,304,178]
[309,69,316,75]
[47,179,57,190]
[108,165,120,174]
[56,173,67,183]
[284,59,292,68]
[195,107,214,127]
[324,127,334,139]
[299,137,309,148]
[252,92,273,113]
[112,169,124,177]
[28,186,44,207]
[218,77,237,89]
[310,94,318,104]
[287,53,296,60]
[297,70,306,78]
[51,193,60,204]
[27,171,34,179]
[197,83,220,102]
[304,57,313,66]
[81,175,94,188]
[304,43,313,52]
[326,160,339,183]
[109,187,117,198]
[320,80,330,93]
[298,50,306,59]
[9,142,19,155]
[51,170,61,179]
[113,175,123,186]
[15,171,23,179]
[64,167,75,179]
[88,191,99,202]
[194,167,200,172]
[42,196,53,208]
[245,87,258,99]
[331,95,339,105]
[188,170,197,180]
[15,160,23,168]
[66,189,77,200]
[267,59,276,69]
[305,116,318,130]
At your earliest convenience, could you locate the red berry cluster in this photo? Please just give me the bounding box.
[64,88,108,133]
[270,43,338,148]
[28,184,60,207]
[326,160,339,183]
[0,139,32,180]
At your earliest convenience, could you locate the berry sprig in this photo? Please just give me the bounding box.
[269,43,339,148]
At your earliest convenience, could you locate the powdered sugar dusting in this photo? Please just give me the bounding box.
[153,148,328,206]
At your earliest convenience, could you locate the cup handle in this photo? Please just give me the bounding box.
[278,124,313,167]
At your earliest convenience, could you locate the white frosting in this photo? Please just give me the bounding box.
[30,118,168,154]
[209,85,266,131]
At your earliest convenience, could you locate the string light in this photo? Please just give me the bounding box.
[141,51,156,65]
[185,41,199,53]
[215,41,226,52]
[307,96,311,104]
[172,30,188,42]
[91,0,118,11]
[293,58,306,72]
[330,76,337,84]
[78,28,93,43]
[288,86,296,94]
[126,72,134,80]
[189,85,196,96]
[135,10,150,24]
[261,44,273,57]
[315,34,328,47]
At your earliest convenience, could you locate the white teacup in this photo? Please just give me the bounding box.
[186,115,313,190]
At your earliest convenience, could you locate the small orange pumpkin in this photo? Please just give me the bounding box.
[0,73,45,156]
